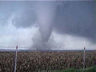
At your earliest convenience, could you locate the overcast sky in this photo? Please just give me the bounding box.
[0,1,96,50]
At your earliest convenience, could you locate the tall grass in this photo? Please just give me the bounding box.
[52,66,96,72]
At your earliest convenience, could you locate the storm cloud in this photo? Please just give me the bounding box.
[54,1,96,42]
[12,1,96,42]
[0,1,96,50]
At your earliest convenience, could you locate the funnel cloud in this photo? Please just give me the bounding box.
[33,2,57,50]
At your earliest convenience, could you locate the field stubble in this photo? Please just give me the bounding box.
[0,51,96,72]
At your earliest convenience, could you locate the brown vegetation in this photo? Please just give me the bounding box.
[0,51,96,72]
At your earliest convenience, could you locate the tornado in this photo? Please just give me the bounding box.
[35,2,57,43]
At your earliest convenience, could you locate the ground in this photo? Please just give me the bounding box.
[0,50,96,72]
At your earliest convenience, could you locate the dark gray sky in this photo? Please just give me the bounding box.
[0,1,96,50]
[54,1,96,42]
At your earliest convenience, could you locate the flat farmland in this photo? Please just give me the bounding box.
[0,50,96,72]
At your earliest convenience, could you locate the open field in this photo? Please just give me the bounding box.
[0,50,96,72]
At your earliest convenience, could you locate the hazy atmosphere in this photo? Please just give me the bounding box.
[0,1,96,50]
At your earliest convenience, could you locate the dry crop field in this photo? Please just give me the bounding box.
[0,50,96,72]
